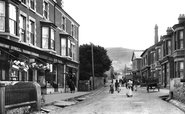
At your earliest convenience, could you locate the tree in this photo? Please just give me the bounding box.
[79,44,112,80]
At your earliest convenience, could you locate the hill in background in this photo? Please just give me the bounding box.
[106,47,134,72]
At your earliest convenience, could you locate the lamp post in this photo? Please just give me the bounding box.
[91,43,95,90]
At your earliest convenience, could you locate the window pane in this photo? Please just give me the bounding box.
[42,38,48,48]
[20,15,26,42]
[180,62,184,70]
[0,17,4,31]
[29,20,34,45]
[61,38,66,56]
[9,4,16,35]
[51,29,54,40]
[180,31,183,39]
[9,4,16,21]
[50,29,54,49]
[44,2,48,18]
[30,0,35,9]
[0,1,5,15]
[42,27,49,48]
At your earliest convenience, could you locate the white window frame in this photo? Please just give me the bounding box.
[0,1,5,32]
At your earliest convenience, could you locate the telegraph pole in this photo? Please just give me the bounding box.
[91,43,95,90]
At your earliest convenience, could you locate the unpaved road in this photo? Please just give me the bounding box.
[45,86,184,114]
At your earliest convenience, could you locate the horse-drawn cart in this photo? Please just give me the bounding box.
[146,78,160,93]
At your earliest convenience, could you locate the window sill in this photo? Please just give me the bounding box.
[29,7,36,13]
[0,32,19,40]
[21,2,29,9]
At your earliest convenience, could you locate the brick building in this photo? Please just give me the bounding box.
[140,24,163,86]
[0,0,79,94]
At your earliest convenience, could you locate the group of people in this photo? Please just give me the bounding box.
[109,79,139,97]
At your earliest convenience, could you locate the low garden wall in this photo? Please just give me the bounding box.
[0,82,41,114]
[170,78,185,104]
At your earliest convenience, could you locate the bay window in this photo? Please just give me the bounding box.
[174,30,184,50]
[42,27,55,50]
[0,1,5,31]
[20,15,26,42]
[9,4,17,35]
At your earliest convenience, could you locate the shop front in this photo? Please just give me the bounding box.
[0,38,69,94]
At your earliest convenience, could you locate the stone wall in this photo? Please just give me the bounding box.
[170,78,185,104]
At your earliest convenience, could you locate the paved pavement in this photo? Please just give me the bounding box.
[43,86,106,105]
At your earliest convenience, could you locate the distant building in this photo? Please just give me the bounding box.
[131,50,143,82]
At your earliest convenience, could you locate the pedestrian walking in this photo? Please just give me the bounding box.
[104,77,106,87]
[109,80,114,94]
[126,79,133,97]
[115,80,120,93]
[134,79,139,91]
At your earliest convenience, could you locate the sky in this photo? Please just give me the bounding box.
[63,0,185,50]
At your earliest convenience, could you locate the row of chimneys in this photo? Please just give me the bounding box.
[154,14,185,44]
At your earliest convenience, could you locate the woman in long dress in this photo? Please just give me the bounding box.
[126,80,133,97]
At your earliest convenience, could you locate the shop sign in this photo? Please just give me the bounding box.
[57,60,63,64]
[0,43,9,48]
[11,46,21,52]
[22,49,31,54]
[30,52,39,57]
[22,49,39,57]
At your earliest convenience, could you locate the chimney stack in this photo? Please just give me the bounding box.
[166,27,173,35]
[178,14,185,23]
[154,24,158,44]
